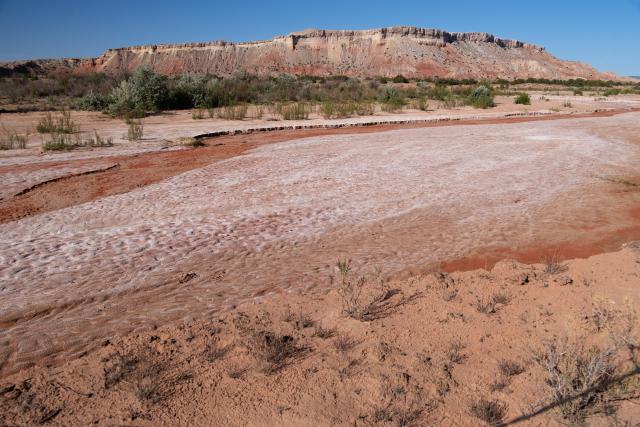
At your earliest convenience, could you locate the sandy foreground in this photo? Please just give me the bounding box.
[1,98,640,425]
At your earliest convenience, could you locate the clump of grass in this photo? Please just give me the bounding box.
[126,119,144,141]
[542,252,568,275]
[84,130,113,147]
[0,127,28,149]
[446,339,466,364]
[313,324,337,339]
[475,292,510,314]
[498,359,525,377]
[514,93,531,105]
[42,130,112,151]
[191,109,205,120]
[470,398,508,425]
[216,105,249,120]
[277,103,309,120]
[248,331,309,373]
[563,101,573,108]
[334,334,357,353]
[36,110,78,134]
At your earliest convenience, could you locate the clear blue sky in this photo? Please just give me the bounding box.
[1,0,639,76]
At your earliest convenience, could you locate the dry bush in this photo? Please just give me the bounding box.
[0,127,28,149]
[191,108,205,120]
[535,337,616,422]
[248,331,309,374]
[535,299,639,423]
[475,292,510,315]
[216,105,249,120]
[498,359,525,377]
[103,347,189,405]
[470,398,508,425]
[334,334,358,353]
[126,119,144,141]
[42,130,112,151]
[446,339,466,364]
[276,103,309,120]
[312,324,337,339]
[542,252,568,275]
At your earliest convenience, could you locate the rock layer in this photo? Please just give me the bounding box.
[1,26,618,80]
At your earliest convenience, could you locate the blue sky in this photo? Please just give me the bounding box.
[1,0,639,75]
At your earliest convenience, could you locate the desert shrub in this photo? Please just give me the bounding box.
[563,101,573,108]
[36,110,78,134]
[41,132,81,151]
[355,100,376,115]
[42,130,112,151]
[0,127,28,149]
[392,74,409,84]
[470,398,508,425]
[411,96,429,111]
[603,88,621,97]
[75,91,110,111]
[126,119,144,141]
[277,102,309,120]
[248,331,309,373]
[573,88,583,96]
[542,252,568,275]
[108,66,167,116]
[320,100,358,119]
[216,104,248,120]
[427,84,451,101]
[191,109,205,120]
[514,93,531,105]
[467,85,495,108]
[377,86,405,112]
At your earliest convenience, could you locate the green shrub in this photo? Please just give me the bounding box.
[426,84,451,101]
[42,132,81,151]
[514,93,531,105]
[75,91,110,111]
[377,87,405,112]
[603,88,621,97]
[467,85,495,109]
[392,74,409,84]
[108,66,167,116]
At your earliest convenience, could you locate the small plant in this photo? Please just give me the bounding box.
[498,359,524,377]
[84,131,113,147]
[563,101,573,108]
[126,119,144,141]
[573,89,583,96]
[535,337,616,422]
[0,127,28,149]
[334,334,357,353]
[191,109,205,120]
[36,110,79,134]
[217,105,249,120]
[313,325,337,339]
[542,252,568,275]
[514,93,531,105]
[277,103,309,120]
[335,259,366,318]
[470,398,508,425]
[467,85,495,109]
[41,132,81,151]
[249,331,308,373]
[475,292,510,314]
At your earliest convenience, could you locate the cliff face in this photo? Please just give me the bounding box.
[1,27,618,80]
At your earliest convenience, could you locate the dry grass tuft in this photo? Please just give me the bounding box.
[248,331,309,374]
[470,398,508,425]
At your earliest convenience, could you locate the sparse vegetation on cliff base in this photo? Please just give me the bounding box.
[1,68,638,115]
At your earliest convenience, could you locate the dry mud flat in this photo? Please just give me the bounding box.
[1,111,640,382]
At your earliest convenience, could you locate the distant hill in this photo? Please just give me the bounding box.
[0,26,622,81]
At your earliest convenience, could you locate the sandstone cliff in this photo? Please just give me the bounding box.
[1,27,619,80]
